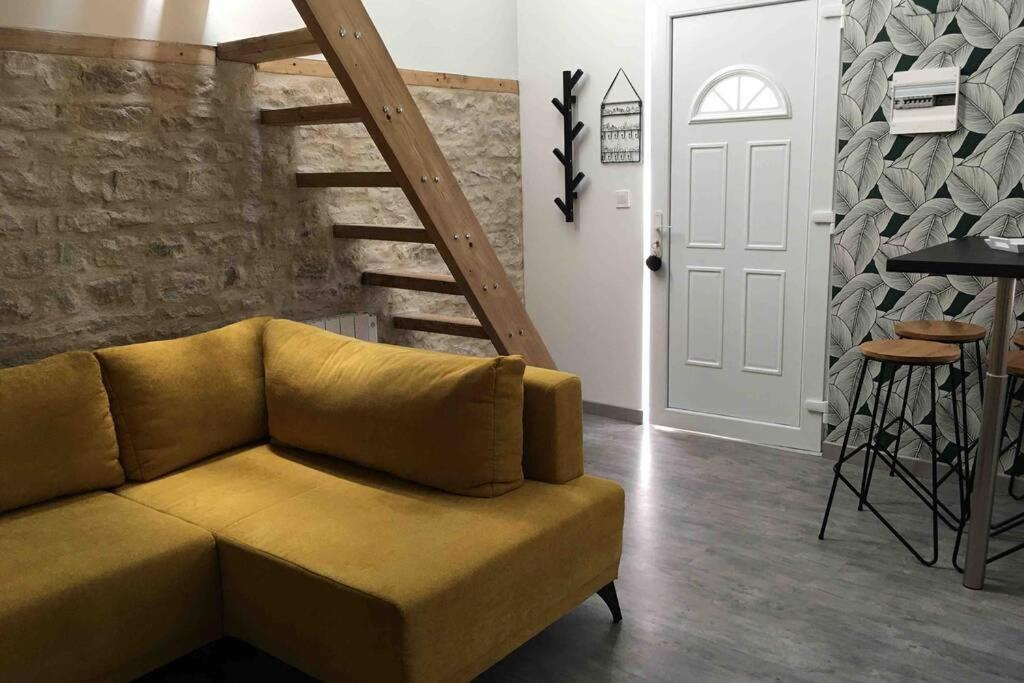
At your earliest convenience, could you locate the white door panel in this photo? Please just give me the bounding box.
[655,0,830,451]
[687,143,728,248]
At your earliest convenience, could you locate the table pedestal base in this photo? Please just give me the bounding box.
[964,277,1016,590]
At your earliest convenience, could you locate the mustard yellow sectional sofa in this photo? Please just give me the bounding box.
[0,318,625,682]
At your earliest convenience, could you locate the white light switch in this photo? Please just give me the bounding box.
[616,190,632,209]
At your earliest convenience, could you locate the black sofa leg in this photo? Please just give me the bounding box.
[597,581,622,623]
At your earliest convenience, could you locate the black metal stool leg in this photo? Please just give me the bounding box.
[926,365,940,566]
[950,361,967,526]
[959,347,973,457]
[974,340,985,404]
[858,371,887,512]
[890,365,913,477]
[820,359,869,540]
[1000,377,1016,453]
[1004,377,1021,500]
[1009,394,1024,496]
[861,368,896,508]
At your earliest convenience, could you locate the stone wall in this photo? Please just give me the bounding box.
[0,50,523,367]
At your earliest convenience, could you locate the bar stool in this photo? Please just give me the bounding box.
[894,320,986,503]
[819,338,967,566]
[896,319,986,438]
[953,350,1024,570]
[1011,331,1024,500]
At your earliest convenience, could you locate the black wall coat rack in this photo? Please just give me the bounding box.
[552,69,585,222]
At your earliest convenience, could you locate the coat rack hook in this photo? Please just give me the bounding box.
[552,68,585,223]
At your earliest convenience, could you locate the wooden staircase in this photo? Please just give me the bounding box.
[217,0,555,369]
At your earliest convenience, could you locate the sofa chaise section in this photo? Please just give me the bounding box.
[0,493,221,682]
[118,444,624,683]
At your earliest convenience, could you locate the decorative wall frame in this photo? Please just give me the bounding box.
[601,68,642,164]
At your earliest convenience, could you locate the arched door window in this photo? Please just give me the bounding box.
[690,66,790,123]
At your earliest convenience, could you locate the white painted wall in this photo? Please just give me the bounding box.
[1,0,648,410]
[0,0,519,78]
[517,0,647,412]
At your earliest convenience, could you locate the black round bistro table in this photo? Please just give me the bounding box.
[888,236,1024,590]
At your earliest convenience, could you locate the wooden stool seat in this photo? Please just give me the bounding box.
[895,320,986,343]
[1008,350,1024,377]
[1013,330,1024,349]
[860,339,960,365]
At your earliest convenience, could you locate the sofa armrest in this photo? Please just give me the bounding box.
[522,367,584,484]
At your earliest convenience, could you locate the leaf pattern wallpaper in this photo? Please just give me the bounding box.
[829,0,1024,449]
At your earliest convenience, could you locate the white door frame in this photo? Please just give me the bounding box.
[645,0,842,454]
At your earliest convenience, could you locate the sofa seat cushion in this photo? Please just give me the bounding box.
[0,351,123,513]
[264,319,526,498]
[0,493,222,683]
[96,317,270,482]
[117,443,329,532]
[118,444,624,683]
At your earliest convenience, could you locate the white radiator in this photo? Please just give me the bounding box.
[303,313,378,342]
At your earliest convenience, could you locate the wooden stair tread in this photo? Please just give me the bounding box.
[392,314,488,339]
[333,224,433,243]
[217,28,319,64]
[292,0,555,368]
[895,320,986,343]
[261,103,363,126]
[362,270,461,295]
[296,171,400,188]
[860,339,960,365]
[1013,330,1024,349]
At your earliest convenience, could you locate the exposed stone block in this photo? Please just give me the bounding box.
[157,271,213,303]
[78,104,153,132]
[80,62,144,94]
[105,168,179,202]
[85,273,142,306]
[0,49,523,368]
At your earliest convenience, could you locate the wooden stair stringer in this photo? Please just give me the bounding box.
[291,0,556,369]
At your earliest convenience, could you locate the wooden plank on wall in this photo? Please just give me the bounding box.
[0,26,215,65]
[0,26,520,94]
[399,68,519,95]
[258,58,519,94]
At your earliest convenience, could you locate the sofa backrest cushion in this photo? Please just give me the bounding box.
[264,319,526,497]
[96,317,270,481]
[0,352,124,512]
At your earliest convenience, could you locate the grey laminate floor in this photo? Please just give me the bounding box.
[146,415,1024,682]
[478,415,1024,683]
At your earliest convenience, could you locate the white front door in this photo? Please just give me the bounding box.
[650,0,836,452]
